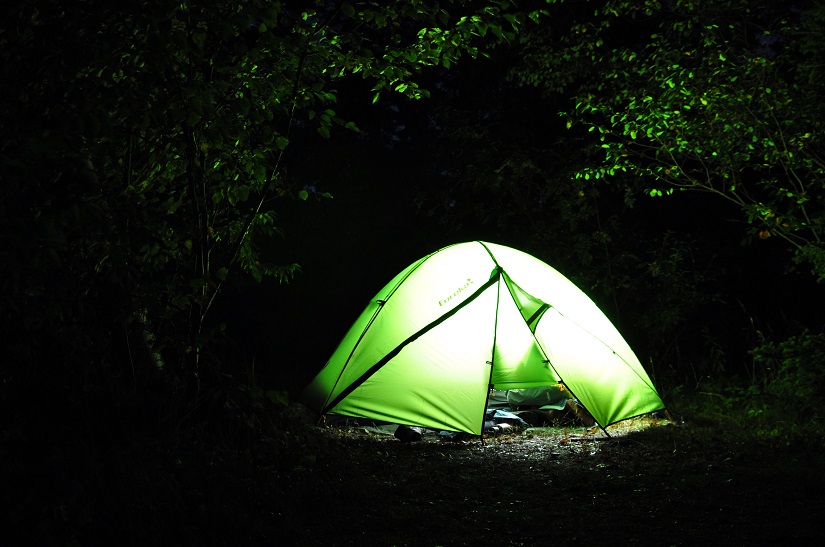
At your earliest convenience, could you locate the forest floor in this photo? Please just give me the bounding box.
[268,415,825,546]
[10,405,825,546]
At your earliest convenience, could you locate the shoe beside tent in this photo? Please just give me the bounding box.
[303,241,665,435]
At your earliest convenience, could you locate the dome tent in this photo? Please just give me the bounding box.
[303,241,665,435]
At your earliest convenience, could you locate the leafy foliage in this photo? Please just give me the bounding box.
[751,330,825,419]
[513,0,825,278]
[1,0,547,394]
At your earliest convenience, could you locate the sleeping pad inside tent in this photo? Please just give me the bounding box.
[303,241,665,436]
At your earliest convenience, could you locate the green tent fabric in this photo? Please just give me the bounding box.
[303,241,665,435]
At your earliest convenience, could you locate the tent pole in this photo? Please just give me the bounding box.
[479,269,502,443]
[479,382,493,445]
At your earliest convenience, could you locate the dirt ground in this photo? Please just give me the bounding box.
[267,416,825,546]
[11,410,825,546]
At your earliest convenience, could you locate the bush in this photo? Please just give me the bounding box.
[751,330,825,423]
[663,331,825,447]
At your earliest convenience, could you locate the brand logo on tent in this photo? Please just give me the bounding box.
[438,278,474,307]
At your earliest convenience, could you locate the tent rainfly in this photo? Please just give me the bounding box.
[303,241,665,435]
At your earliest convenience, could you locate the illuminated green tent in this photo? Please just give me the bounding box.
[303,241,665,435]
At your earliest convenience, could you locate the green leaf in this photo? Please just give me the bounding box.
[298,189,309,201]
[276,136,289,150]
[266,389,289,406]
